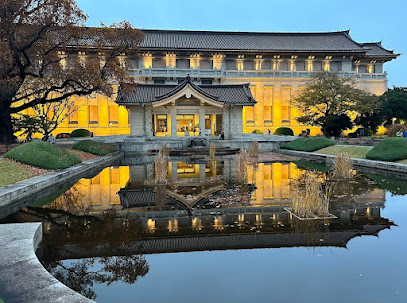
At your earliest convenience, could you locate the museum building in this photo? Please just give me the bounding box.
[39,29,399,138]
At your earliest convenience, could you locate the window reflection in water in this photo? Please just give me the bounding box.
[15,158,395,301]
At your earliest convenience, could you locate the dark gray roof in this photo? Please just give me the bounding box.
[117,77,256,106]
[140,29,366,53]
[361,42,399,58]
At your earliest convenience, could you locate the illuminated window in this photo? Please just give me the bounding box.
[255,55,262,70]
[190,54,200,69]
[58,51,67,69]
[307,60,313,71]
[289,60,296,71]
[245,107,254,123]
[237,60,244,71]
[156,114,167,133]
[282,106,290,122]
[89,105,98,124]
[109,106,118,124]
[143,53,152,68]
[323,61,330,71]
[237,55,244,70]
[213,54,224,69]
[111,168,120,184]
[165,53,176,68]
[69,110,78,124]
[264,106,272,123]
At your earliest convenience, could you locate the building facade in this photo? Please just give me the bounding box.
[27,29,398,138]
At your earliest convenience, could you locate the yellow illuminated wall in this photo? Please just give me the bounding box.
[21,93,131,138]
[51,166,130,212]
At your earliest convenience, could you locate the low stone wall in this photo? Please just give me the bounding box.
[0,152,123,218]
[278,149,407,174]
[0,222,94,303]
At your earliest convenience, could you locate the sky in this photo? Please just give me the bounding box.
[76,0,406,87]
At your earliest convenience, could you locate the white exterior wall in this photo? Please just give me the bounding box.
[129,106,145,136]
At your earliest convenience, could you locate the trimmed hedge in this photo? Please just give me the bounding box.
[366,137,407,162]
[70,129,91,138]
[281,137,335,152]
[5,141,81,170]
[252,129,263,134]
[274,127,294,136]
[73,140,117,156]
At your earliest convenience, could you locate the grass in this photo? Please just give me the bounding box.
[290,174,330,218]
[155,150,168,184]
[281,137,335,152]
[316,145,372,159]
[248,141,259,157]
[72,140,117,156]
[366,137,407,162]
[332,152,353,179]
[209,142,216,159]
[5,141,81,170]
[0,159,33,186]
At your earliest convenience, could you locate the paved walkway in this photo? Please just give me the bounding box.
[0,223,94,303]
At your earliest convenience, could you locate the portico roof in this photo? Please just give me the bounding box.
[117,76,257,106]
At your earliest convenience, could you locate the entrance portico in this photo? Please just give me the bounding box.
[117,76,257,139]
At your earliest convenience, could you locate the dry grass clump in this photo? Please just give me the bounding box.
[161,143,170,158]
[234,149,248,184]
[333,151,353,179]
[248,141,259,157]
[291,174,331,218]
[209,142,216,160]
[155,150,168,184]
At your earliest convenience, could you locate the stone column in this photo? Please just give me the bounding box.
[145,106,153,138]
[170,105,177,138]
[222,105,231,139]
[199,163,206,181]
[199,106,205,136]
[171,161,178,181]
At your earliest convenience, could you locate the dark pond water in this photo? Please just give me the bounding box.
[3,156,407,303]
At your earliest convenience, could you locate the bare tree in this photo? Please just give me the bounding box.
[32,97,79,139]
[0,0,144,143]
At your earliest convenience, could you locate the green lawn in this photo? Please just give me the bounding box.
[0,159,33,187]
[315,145,372,159]
[5,141,81,170]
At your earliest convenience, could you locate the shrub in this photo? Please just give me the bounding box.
[385,124,407,137]
[70,129,91,138]
[252,129,263,134]
[281,137,335,152]
[366,137,407,162]
[348,132,358,138]
[5,141,81,169]
[72,140,117,156]
[274,127,294,136]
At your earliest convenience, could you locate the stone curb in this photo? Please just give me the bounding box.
[0,222,95,303]
[278,149,407,173]
[0,152,123,209]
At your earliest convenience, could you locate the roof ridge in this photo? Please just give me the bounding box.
[141,28,352,36]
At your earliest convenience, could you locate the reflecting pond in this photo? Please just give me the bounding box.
[4,156,407,303]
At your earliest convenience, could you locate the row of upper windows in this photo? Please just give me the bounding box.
[56,51,383,73]
[140,58,382,73]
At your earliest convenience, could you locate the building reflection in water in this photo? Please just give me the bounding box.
[36,158,390,253]
[26,158,394,300]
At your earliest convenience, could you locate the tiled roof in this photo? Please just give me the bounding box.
[140,29,366,53]
[361,42,399,58]
[117,78,256,106]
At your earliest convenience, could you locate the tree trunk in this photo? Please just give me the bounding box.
[0,104,16,144]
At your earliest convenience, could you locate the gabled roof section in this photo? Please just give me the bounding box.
[361,42,400,59]
[154,75,220,101]
[140,29,367,53]
[117,77,257,106]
